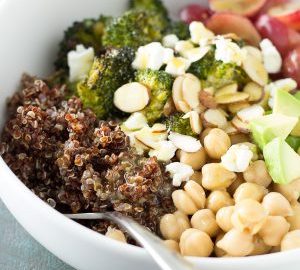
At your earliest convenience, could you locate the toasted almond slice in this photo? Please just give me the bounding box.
[243,82,264,103]
[168,132,202,153]
[224,122,239,135]
[199,89,217,109]
[163,97,176,117]
[242,57,268,86]
[215,92,249,104]
[189,111,202,134]
[215,83,238,98]
[243,46,263,61]
[228,101,251,114]
[182,74,202,109]
[182,46,210,63]
[177,100,191,113]
[172,76,185,111]
[231,116,250,134]
[114,82,150,113]
[151,123,167,133]
[237,105,264,123]
[202,109,227,129]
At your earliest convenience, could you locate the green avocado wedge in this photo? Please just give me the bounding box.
[249,113,298,150]
[273,89,300,136]
[286,136,300,152]
[263,137,300,184]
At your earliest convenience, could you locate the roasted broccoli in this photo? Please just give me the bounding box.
[165,113,197,137]
[55,16,112,71]
[135,69,174,124]
[166,21,190,40]
[188,47,249,88]
[102,9,167,49]
[129,0,169,18]
[77,47,135,118]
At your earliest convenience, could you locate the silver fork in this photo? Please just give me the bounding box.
[65,212,198,270]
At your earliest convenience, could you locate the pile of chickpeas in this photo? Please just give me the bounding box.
[159,127,300,257]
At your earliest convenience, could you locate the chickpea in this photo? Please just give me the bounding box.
[206,190,234,213]
[258,216,290,246]
[227,174,245,196]
[233,182,268,203]
[160,211,190,240]
[164,240,180,253]
[250,235,271,255]
[216,206,235,232]
[231,199,267,235]
[177,149,206,170]
[204,128,231,159]
[286,202,300,231]
[243,160,272,187]
[281,230,300,251]
[190,171,202,185]
[229,133,250,145]
[216,229,254,257]
[214,232,226,257]
[271,246,281,253]
[200,127,213,144]
[262,192,293,217]
[184,180,206,209]
[191,209,219,237]
[202,163,236,191]
[105,227,126,243]
[172,190,198,215]
[179,228,214,257]
[273,179,300,203]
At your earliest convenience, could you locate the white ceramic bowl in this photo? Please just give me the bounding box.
[0,0,299,269]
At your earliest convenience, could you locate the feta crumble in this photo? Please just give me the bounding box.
[165,57,190,76]
[165,162,194,186]
[149,140,177,162]
[67,44,95,83]
[221,144,253,172]
[168,132,202,153]
[132,42,174,70]
[189,22,214,44]
[163,34,179,49]
[122,112,148,131]
[260,39,282,74]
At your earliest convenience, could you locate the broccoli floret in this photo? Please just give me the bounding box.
[135,69,174,124]
[165,113,197,137]
[129,0,169,18]
[102,10,167,49]
[188,48,216,80]
[166,21,190,40]
[77,47,135,118]
[55,16,112,71]
[206,62,250,89]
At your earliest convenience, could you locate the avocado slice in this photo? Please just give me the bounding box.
[263,137,300,184]
[249,113,298,150]
[286,136,300,152]
[273,89,300,136]
[294,92,300,101]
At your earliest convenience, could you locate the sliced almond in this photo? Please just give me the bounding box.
[135,133,158,150]
[189,111,202,134]
[163,98,176,117]
[228,101,251,114]
[231,116,250,134]
[182,74,202,109]
[202,109,227,129]
[237,105,265,123]
[177,100,191,113]
[168,132,202,153]
[151,123,167,133]
[215,92,249,104]
[172,76,185,111]
[134,126,166,149]
[199,90,217,109]
[215,83,238,98]
[243,82,264,103]
[242,57,268,86]
[243,46,263,62]
[114,82,149,113]
[224,122,239,135]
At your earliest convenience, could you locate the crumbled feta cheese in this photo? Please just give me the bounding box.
[163,34,179,49]
[126,132,147,155]
[165,162,194,186]
[181,46,210,63]
[168,132,202,153]
[122,112,148,131]
[149,141,177,162]
[265,78,298,108]
[165,57,190,76]
[132,42,174,70]
[237,105,265,123]
[68,44,95,83]
[175,40,194,55]
[189,22,214,44]
[215,36,246,66]
[260,39,282,74]
[221,144,253,172]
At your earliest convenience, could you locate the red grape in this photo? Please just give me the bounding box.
[180,4,213,24]
[283,46,300,87]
